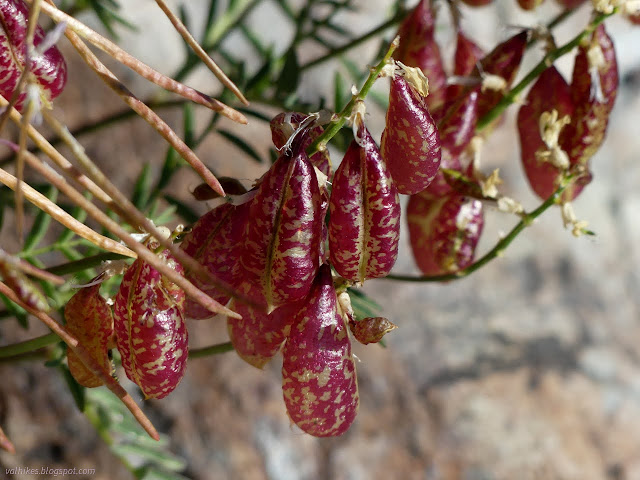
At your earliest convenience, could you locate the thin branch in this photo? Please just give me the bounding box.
[189,342,234,359]
[0,281,160,441]
[34,0,248,124]
[0,332,59,359]
[46,252,127,276]
[0,167,136,258]
[0,248,65,285]
[153,0,249,105]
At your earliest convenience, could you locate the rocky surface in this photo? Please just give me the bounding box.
[2,1,640,479]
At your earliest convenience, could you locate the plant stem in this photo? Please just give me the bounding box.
[46,253,128,276]
[307,36,399,155]
[0,332,59,359]
[477,10,614,131]
[189,342,234,359]
[385,176,573,282]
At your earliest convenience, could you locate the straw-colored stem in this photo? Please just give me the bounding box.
[0,281,160,441]
[0,248,65,285]
[33,0,247,124]
[21,147,240,319]
[0,425,15,454]
[153,0,249,106]
[0,167,135,258]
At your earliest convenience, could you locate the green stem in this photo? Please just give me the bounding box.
[0,332,59,359]
[46,252,129,276]
[307,37,399,155]
[385,176,573,283]
[189,342,234,358]
[477,10,614,131]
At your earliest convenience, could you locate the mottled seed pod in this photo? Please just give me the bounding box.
[180,201,251,319]
[349,317,397,345]
[270,112,332,178]
[227,298,298,369]
[329,125,400,283]
[446,31,484,103]
[65,284,114,388]
[113,247,188,399]
[560,24,618,167]
[191,177,247,201]
[282,265,359,437]
[240,147,323,310]
[381,73,442,195]
[394,0,447,110]
[517,0,545,10]
[407,192,484,275]
[0,0,67,110]
[518,66,581,200]
[0,248,49,312]
[475,31,528,120]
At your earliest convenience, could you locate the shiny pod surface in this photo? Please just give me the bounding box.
[114,248,188,399]
[282,265,359,437]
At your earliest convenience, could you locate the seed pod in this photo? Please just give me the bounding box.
[240,148,323,310]
[560,24,618,167]
[282,265,358,437]
[329,125,400,283]
[407,192,484,275]
[191,177,247,201]
[394,0,447,110]
[65,284,114,388]
[518,66,581,200]
[475,31,528,120]
[113,247,188,399]
[270,112,332,178]
[381,73,442,195]
[227,298,297,369]
[0,249,49,312]
[349,317,397,345]
[517,0,545,10]
[0,0,67,110]
[181,202,250,319]
[446,31,484,102]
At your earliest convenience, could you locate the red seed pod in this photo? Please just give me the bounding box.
[0,0,67,110]
[65,284,114,388]
[428,91,479,196]
[240,148,323,310]
[0,249,49,312]
[518,66,581,200]
[329,125,400,283]
[227,298,298,369]
[394,0,447,110]
[349,317,397,345]
[407,192,484,275]
[517,0,545,10]
[270,112,332,178]
[113,247,188,399]
[475,31,528,120]
[180,201,251,319]
[629,13,640,25]
[560,24,618,167]
[446,31,484,102]
[381,73,442,195]
[282,264,359,437]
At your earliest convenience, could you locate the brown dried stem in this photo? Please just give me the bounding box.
[0,424,15,454]
[0,281,160,441]
[0,167,136,258]
[0,248,65,285]
[34,0,247,124]
[153,0,249,106]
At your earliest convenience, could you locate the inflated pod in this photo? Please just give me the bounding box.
[114,247,188,399]
[0,248,49,312]
[0,0,67,110]
[282,265,359,437]
[394,0,447,110]
[381,73,441,195]
[349,316,397,345]
[407,192,484,275]
[329,125,400,283]
[65,284,114,388]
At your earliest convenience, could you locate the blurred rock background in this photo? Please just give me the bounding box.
[1,0,640,479]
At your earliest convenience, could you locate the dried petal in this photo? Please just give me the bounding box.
[349,316,397,345]
[65,284,114,388]
[446,31,484,102]
[329,126,400,283]
[114,248,188,399]
[381,74,442,195]
[240,149,323,310]
[282,265,359,437]
[0,0,67,110]
[394,0,447,110]
[407,192,484,275]
[181,202,250,319]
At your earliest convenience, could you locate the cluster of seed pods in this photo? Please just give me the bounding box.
[0,0,67,110]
